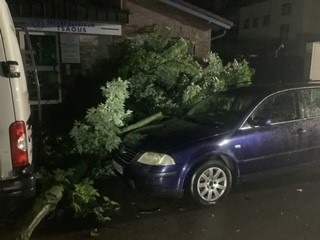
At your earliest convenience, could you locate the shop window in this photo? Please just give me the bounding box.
[20,32,62,105]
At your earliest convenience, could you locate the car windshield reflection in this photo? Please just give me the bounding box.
[185,91,258,127]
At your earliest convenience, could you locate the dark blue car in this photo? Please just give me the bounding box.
[113,84,320,205]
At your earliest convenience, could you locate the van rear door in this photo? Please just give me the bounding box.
[0,29,17,179]
[0,0,32,180]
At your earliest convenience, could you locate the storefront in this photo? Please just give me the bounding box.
[8,0,128,105]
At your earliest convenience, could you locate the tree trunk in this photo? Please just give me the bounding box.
[120,112,164,135]
[3,185,64,240]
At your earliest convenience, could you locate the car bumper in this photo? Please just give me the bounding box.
[0,174,36,198]
[113,160,183,197]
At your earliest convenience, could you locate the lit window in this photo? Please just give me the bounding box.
[281,3,292,15]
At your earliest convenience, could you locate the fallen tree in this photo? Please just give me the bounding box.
[2,28,254,240]
[2,88,163,239]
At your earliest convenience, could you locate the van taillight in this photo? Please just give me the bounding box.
[9,121,29,169]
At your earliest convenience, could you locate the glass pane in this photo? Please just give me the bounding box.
[253,92,297,123]
[186,92,256,127]
[300,89,320,118]
[27,71,60,101]
[26,35,57,66]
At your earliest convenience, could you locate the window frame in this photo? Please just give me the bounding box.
[263,15,270,26]
[252,17,259,28]
[281,3,292,16]
[249,90,301,126]
[280,24,290,40]
[244,18,250,29]
[298,88,320,119]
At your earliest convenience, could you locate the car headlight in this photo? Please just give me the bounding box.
[137,152,175,166]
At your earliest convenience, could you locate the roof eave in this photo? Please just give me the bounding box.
[158,0,234,29]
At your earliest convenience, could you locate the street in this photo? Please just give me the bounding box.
[31,163,320,240]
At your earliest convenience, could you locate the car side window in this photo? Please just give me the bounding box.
[252,92,298,124]
[299,88,320,118]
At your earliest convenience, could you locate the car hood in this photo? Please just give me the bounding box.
[123,118,230,152]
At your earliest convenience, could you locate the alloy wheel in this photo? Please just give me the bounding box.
[196,167,228,202]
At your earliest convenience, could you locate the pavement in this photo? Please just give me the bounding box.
[3,163,320,240]
[29,162,320,240]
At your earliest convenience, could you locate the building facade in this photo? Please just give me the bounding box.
[7,0,233,107]
[237,0,320,82]
[239,0,320,57]
[8,0,128,105]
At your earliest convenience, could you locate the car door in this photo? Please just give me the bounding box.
[297,87,320,162]
[237,90,307,175]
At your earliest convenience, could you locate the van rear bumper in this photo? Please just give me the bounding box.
[0,174,36,198]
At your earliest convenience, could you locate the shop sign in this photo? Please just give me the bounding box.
[14,18,122,35]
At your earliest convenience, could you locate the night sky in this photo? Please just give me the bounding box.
[186,0,265,15]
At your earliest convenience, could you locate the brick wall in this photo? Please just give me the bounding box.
[123,0,212,59]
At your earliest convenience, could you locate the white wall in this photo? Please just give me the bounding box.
[238,0,312,40]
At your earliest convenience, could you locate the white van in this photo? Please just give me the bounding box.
[0,0,35,198]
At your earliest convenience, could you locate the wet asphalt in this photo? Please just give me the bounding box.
[17,163,320,239]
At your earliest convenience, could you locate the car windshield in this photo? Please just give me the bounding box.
[185,90,258,127]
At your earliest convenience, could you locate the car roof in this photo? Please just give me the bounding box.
[228,82,320,97]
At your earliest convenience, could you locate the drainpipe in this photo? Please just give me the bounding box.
[211,29,227,41]
[275,43,284,58]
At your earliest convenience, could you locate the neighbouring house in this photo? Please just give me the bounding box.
[237,0,320,82]
[239,0,320,56]
[6,0,233,110]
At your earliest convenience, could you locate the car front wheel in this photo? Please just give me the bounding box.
[190,161,232,206]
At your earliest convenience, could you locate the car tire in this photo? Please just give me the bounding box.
[190,160,232,206]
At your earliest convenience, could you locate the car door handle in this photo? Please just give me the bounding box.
[295,128,306,135]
